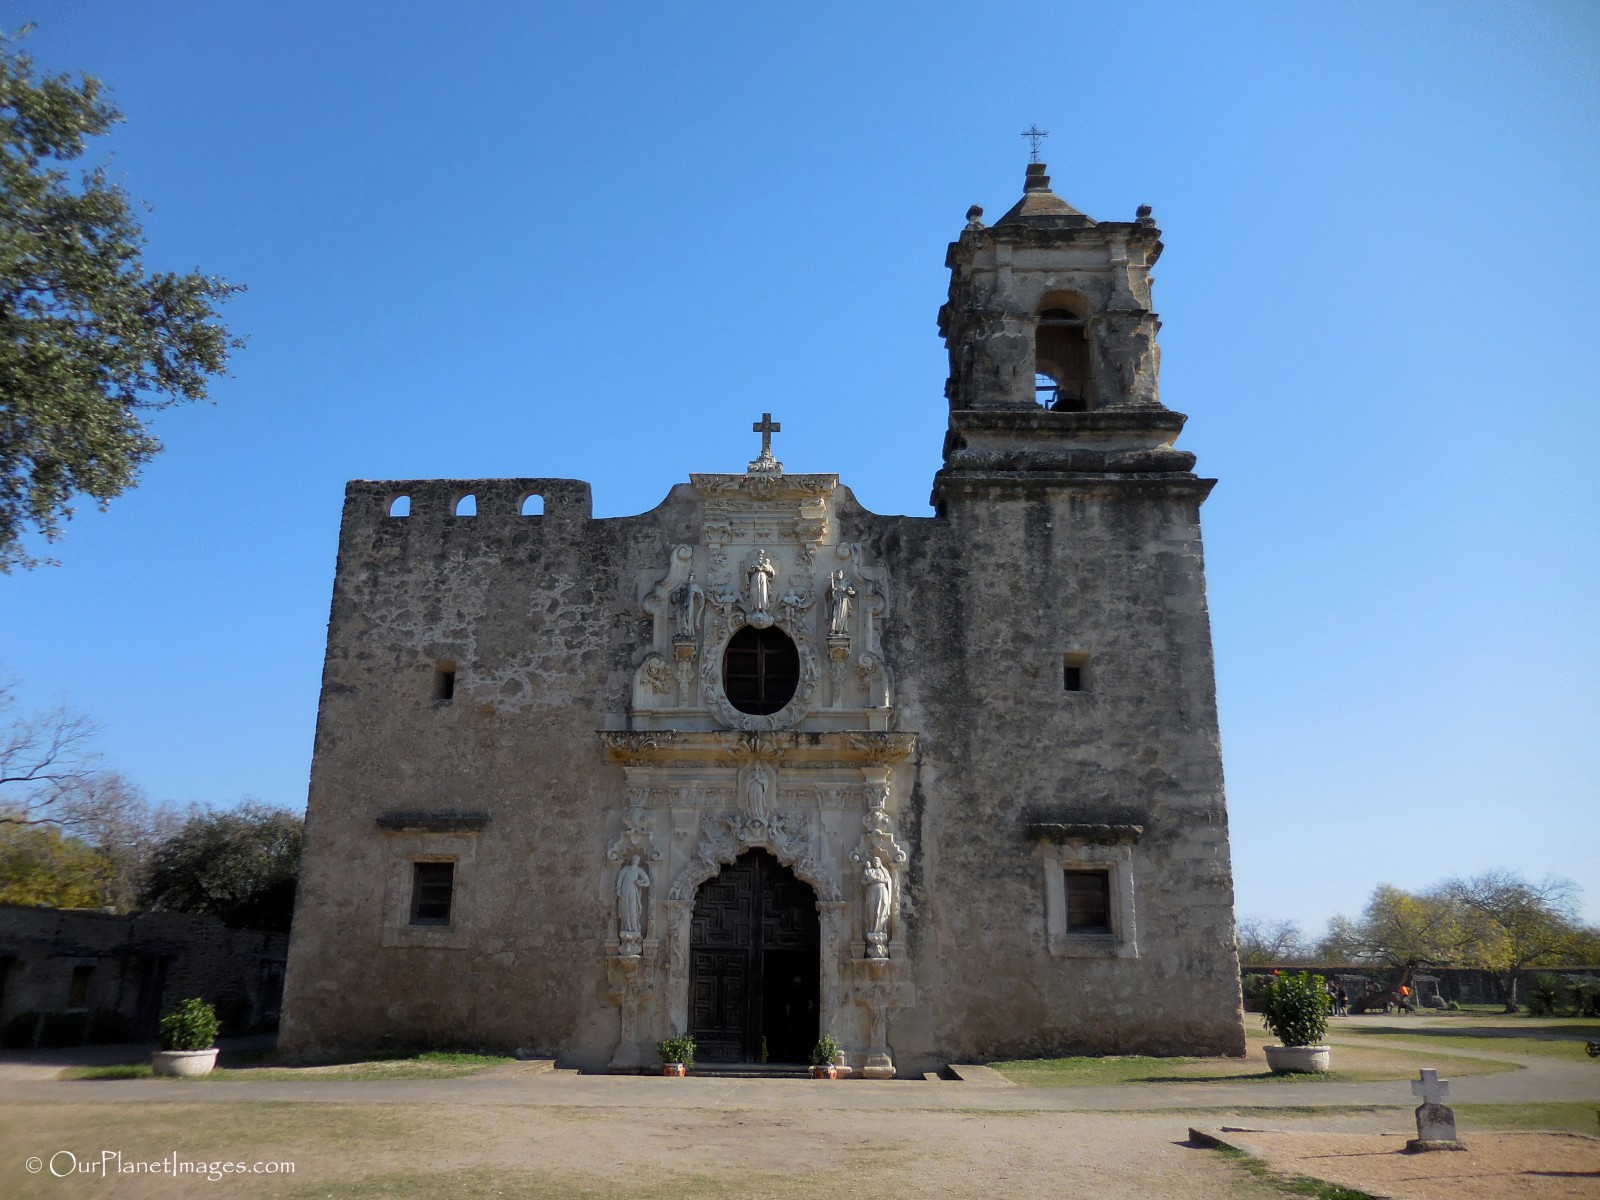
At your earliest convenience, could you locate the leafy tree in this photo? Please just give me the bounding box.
[1235,916,1312,964]
[1445,870,1581,1012]
[0,814,108,906]
[1346,883,1467,983]
[140,802,302,931]
[0,34,242,571]
[1315,914,1364,963]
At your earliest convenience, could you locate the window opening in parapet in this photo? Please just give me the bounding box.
[410,861,455,925]
[388,495,411,518]
[433,661,457,703]
[723,626,800,716]
[520,493,543,517]
[454,494,477,517]
[1065,869,1111,934]
[1063,652,1090,692]
[1035,302,1090,412]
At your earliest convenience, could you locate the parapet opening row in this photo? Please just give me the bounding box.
[387,493,544,519]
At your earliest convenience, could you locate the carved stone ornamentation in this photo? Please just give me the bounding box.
[862,856,892,960]
[670,572,705,640]
[741,761,775,823]
[826,568,856,637]
[642,546,694,639]
[615,855,650,956]
[744,549,777,626]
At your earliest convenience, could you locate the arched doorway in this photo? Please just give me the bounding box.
[689,849,819,1063]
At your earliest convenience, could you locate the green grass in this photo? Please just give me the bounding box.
[1455,1101,1600,1134]
[1338,1019,1600,1059]
[61,1049,515,1082]
[1209,1144,1375,1200]
[989,1038,1517,1087]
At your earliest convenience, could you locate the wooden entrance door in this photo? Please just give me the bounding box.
[689,850,819,1062]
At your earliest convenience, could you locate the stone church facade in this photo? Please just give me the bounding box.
[280,163,1247,1074]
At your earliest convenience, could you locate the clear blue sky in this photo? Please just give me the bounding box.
[3,1,1596,935]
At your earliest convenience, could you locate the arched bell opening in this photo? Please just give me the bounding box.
[688,849,819,1063]
[1034,294,1091,412]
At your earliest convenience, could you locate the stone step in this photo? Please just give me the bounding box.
[687,1062,814,1079]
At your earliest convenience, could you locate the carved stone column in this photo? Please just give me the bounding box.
[852,958,900,1078]
[664,898,694,1036]
[817,899,847,1042]
[606,956,659,1071]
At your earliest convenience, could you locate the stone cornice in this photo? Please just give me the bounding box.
[689,472,838,503]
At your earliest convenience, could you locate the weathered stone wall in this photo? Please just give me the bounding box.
[281,468,1244,1068]
[852,484,1242,1061]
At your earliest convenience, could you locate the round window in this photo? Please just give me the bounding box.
[722,625,800,715]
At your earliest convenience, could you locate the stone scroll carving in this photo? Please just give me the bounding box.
[642,545,694,640]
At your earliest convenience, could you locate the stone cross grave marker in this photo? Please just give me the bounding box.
[1406,1068,1467,1152]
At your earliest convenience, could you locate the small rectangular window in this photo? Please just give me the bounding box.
[67,965,94,1008]
[433,661,456,703]
[1065,869,1111,934]
[1063,652,1090,692]
[410,861,455,925]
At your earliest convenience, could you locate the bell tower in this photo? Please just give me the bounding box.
[933,161,1198,511]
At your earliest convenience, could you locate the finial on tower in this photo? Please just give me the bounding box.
[1020,124,1049,163]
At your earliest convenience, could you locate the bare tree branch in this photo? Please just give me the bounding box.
[0,684,102,825]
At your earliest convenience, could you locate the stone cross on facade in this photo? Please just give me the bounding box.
[748,411,783,473]
[1407,1068,1466,1152]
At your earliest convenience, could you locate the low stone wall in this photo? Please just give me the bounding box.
[1240,963,1600,1009]
[0,904,287,1045]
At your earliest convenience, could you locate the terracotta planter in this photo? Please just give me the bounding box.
[661,1062,687,1076]
[152,1047,219,1077]
[809,1064,838,1079]
[1263,1044,1330,1074]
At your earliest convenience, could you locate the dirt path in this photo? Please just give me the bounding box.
[1206,1127,1600,1200]
[2,1101,1286,1200]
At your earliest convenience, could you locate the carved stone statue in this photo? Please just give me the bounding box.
[745,766,771,822]
[616,855,650,946]
[826,569,856,637]
[863,856,892,958]
[671,572,705,638]
[745,550,776,614]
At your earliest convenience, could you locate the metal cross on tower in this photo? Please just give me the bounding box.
[748,411,782,473]
[1021,124,1049,162]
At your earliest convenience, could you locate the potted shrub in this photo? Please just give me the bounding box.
[658,1033,695,1077]
[809,1032,843,1079]
[1259,971,1331,1074]
[152,998,220,1077]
